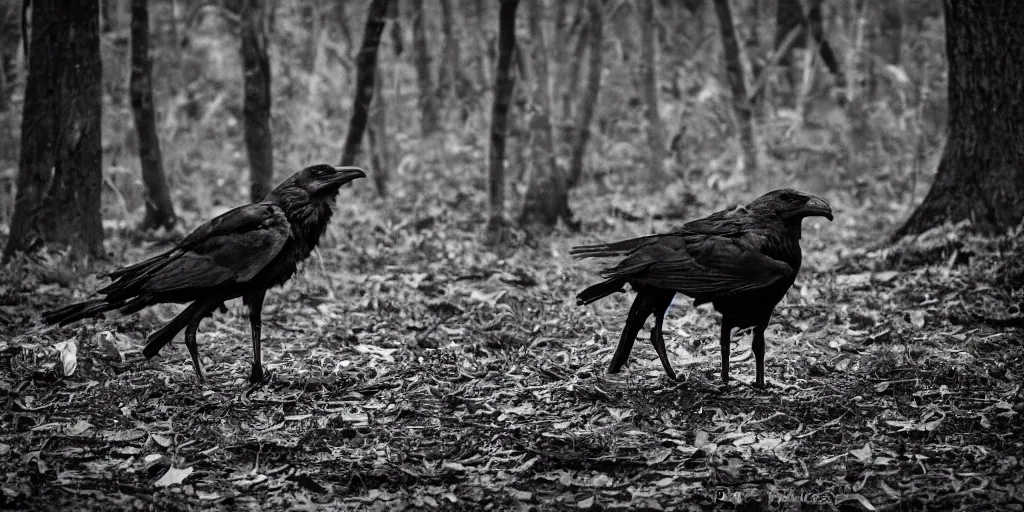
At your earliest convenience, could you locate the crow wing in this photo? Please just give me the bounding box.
[102,203,291,297]
[570,205,753,260]
[598,232,795,299]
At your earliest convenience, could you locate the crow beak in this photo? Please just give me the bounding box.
[329,166,367,184]
[797,195,834,221]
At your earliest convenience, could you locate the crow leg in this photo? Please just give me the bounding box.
[649,290,677,380]
[720,320,733,383]
[608,289,654,374]
[184,313,206,383]
[753,325,767,387]
[245,290,267,383]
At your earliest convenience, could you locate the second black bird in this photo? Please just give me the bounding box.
[572,189,833,387]
[43,164,367,383]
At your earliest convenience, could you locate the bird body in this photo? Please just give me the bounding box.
[43,164,366,383]
[572,189,832,386]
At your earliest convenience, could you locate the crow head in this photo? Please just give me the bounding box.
[292,164,367,199]
[749,189,834,222]
[265,164,366,222]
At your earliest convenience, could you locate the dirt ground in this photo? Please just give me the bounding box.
[2,180,1023,511]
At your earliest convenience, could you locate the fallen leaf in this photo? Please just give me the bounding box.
[874,271,899,283]
[646,447,672,465]
[469,289,506,306]
[849,443,872,462]
[155,466,193,487]
[816,453,847,467]
[66,420,92,436]
[654,477,675,487]
[577,496,594,509]
[589,473,612,487]
[839,492,877,511]
[54,341,77,376]
[511,457,537,473]
[732,433,756,446]
[909,310,925,329]
[509,489,532,501]
[151,434,172,447]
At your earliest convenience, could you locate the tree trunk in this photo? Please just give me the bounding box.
[637,0,666,184]
[560,10,587,123]
[894,0,1024,238]
[241,0,274,202]
[341,0,390,166]
[521,0,575,230]
[553,0,578,120]
[130,0,176,230]
[4,0,104,261]
[567,0,604,189]
[773,0,844,92]
[485,0,518,238]
[0,0,19,113]
[409,0,438,135]
[367,61,390,197]
[437,0,468,108]
[713,0,758,174]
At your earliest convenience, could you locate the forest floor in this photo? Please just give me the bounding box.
[1,170,1023,511]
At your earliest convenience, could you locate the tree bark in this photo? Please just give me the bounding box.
[130,0,176,230]
[637,0,666,184]
[4,0,104,261]
[895,0,1024,238]
[437,0,468,107]
[485,0,518,237]
[241,0,274,202]
[410,0,438,135]
[341,0,390,167]
[713,0,758,174]
[367,61,390,197]
[521,0,574,229]
[560,8,587,123]
[0,0,19,113]
[553,0,578,120]
[567,0,604,189]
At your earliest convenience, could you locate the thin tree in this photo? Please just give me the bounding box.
[0,2,18,165]
[367,43,391,196]
[774,0,842,83]
[437,0,468,108]
[341,0,390,167]
[521,0,575,229]
[895,0,1024,237]
[241,0,273,202]
[560,6,587,123]
[410,0,439,135]
[567,0,604,189]
[4,0,104,261]
[0,1,18,114]
[485,0,519,238]
[713,0,758,174]
[130,0,176,230]
[637,0,666,183]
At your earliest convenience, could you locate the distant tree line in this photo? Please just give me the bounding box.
[1,0,1021,262]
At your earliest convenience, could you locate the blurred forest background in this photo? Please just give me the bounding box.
[0,0,947,249]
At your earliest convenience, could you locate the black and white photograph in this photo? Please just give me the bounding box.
[0,0,1022,510]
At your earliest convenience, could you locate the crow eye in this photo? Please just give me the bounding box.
[313,167,329,177]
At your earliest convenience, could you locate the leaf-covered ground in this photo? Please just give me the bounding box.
[2,172,1023,511]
